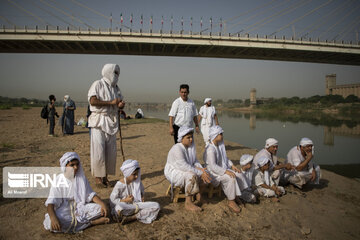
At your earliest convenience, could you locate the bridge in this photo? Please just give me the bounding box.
[1,27,360,65]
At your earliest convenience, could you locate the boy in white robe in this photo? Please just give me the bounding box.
[283,138,321,189]
[203,126,249,213]
[164,126,212,211]
[239,154,257,203]
[253,156,286,202]
[43,152,109,233]
[198,98,219,143]
[110,159,160,224]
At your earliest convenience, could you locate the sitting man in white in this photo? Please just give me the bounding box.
[283,137,321,189]
[110,159,160,225]
[164,126,212,211]
[43,152,109,233]
[204,125,250,213]
[254,138,293,186]
[253,156,286,202]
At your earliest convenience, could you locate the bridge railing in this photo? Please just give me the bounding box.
[1,25,360,48]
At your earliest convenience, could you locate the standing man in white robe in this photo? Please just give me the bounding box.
[169,84,200,144]
[43,152,109,233]
[254,138,293,186]
[204,125,250,212]
[164,126,211,211]
[198,98,219,143]
[88,64,125,187]
[283,138,321,189]
[110,159,160,225]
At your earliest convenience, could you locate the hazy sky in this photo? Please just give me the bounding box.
[0,0,359,103]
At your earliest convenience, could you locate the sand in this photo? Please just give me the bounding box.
[0,107,360,240]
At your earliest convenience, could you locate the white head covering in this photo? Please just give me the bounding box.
[300,137,313,146]
[137,108,144,117]
[240,154,253,166]
[204,98,212,104]
[207,125,231,169]
[256,156,270,168]
[209,125,223,142]
[265,138,278,149]
[102,63,120,87]
[177,126,194,143]
[120,159,142,202]
[64,95,70,103]
[59,152,93,204]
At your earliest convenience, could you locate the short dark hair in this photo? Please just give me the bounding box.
[179,84,189,92]
[49,95,56,101]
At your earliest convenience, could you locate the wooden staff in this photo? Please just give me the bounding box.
[118,111,125,162]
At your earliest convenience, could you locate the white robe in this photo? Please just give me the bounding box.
[199,105,216,143]
[110,181,160,224]
[43,175,101,233]
[203,144,248,200]
[253,169,285,198]
[254,148,281,185]
[164,143,203,196]
[283,146,321,188]
[88,79,123,177]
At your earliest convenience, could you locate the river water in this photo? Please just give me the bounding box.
[131,108,360,178]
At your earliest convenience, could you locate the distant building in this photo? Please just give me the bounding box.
[325,74,360,98]
[250,88,257,105]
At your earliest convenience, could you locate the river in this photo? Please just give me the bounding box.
[129,107,360,178]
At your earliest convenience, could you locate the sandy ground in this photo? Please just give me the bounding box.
[0,107,360,240]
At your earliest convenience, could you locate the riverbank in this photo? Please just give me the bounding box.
[1,107,360,239]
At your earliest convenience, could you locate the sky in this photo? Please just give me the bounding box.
[0,0,359,103]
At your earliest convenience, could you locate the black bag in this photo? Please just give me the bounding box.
[40,105,49,119]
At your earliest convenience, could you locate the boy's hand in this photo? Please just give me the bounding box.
[231,165,241,173]
[201,171,212,184]
[124,195,134,203]
[100,202,108,217]
[50,215,61,231]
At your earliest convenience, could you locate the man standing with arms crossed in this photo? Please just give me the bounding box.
[169,84,200,144]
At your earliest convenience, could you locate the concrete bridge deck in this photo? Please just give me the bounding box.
[1,28,360,65]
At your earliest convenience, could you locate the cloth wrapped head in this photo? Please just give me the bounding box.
[120,159,142,202]
[58,152,93,204]
[204,98,212,104]
[120,159,140,177]
[64,95,70,103]
[265,138,278,149]
[102,63,120,87]
[60,151,80,172]
[209,125,223,142]
[300,137,313,147]
[256,156,270,168]
[240,154,253,166]
[177,126,194,143]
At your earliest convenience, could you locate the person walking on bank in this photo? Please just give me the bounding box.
[48,94,59,137]
[61,95,76,135]
[198,98,219,143]
[88,63,125,188]
[169,84,200,144]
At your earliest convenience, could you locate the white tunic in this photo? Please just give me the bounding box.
[284,146,321,187]
[110,181,160,224]
[254,148,280,184]
[43,175,101,233]
[88,79,123,136]
[164,143,203,196]
[168,97,198,127]
[204,144,249,200]
[253,169,285,197]
[199,105,216,142]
